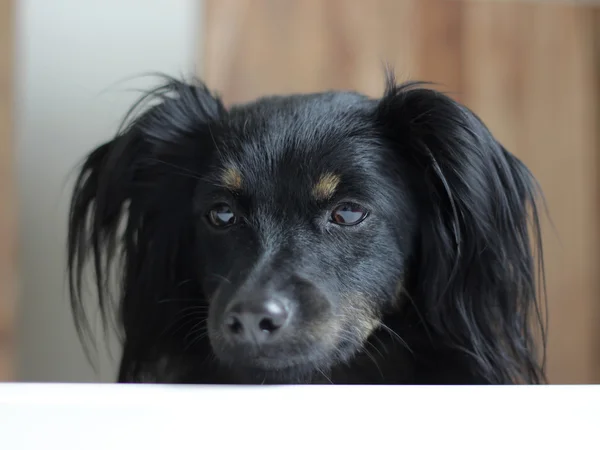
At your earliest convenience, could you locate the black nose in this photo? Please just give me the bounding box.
[224,297,291,344]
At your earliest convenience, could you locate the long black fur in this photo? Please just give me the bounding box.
[68,73,547,384]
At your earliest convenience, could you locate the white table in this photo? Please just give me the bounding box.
[1,383,599,450]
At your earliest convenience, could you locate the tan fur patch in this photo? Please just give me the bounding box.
[393,280,410,311]
[312,173,340,201]
[304,294,379,352]
[221,167,243,191]
[340,294,380,340]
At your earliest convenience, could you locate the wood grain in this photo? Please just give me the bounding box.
[0,0,15,381]
[203,0,600,383]
[462,1,599,384]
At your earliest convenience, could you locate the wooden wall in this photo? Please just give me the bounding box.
[0,0,15,382]
[204,0,600,383]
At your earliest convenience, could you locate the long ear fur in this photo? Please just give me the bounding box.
[67,76,226,380]
[376,76,547,384]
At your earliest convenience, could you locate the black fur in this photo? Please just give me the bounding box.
[67,73,547,384]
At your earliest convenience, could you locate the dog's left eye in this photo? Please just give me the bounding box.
[330,203,369,226]
[207,204,237,228]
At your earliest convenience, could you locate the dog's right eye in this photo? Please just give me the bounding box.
[207,204,237,228]
[330,203,369,226]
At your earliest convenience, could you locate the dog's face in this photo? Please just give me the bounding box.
[68,76,546,385]
[194,94,417,380]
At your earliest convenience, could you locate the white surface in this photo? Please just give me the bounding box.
[14,0,201,382]
[0,384,599,450]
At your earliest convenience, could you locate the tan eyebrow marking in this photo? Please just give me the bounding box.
[220,166,243,191]
[312,172,341,201]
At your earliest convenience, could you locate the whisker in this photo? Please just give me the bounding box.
[185,330,209,351]
[206,273,232,285]
[316,368,334,385]
[170,305,209,314]
[371,334,390,356]
[184,318,208,344]
[198,351,215,370]
[362,346,385,381]
[207,124,220,152]
[334,333,385,381]
[158,307,208,339]
[175,279,193,288]
[167,314,206,339]
[144,158,203,180]
[378,323,413,355]
[365,339,385,360]
[399,286,433,343]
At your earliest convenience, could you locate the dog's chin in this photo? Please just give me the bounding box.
[224,361,320,384]
[210,338,361,384]
[214,352,329,384]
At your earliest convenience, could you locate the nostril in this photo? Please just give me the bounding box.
[225,314,243,334]
[224,297,291,341]
[259,300,289,333]
[258,317,279,333]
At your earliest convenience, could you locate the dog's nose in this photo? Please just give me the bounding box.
[224,296,291,344]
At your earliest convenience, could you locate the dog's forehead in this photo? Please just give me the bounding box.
[218,92,381,195]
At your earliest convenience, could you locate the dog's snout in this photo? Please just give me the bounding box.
[224,295,291,344]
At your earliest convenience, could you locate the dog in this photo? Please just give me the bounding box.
[67,72,547,385]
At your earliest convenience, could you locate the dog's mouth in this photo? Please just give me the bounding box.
[207,324,364,382]
[217,352,337,384]
[210,339,333,370]
[234,353,313,371]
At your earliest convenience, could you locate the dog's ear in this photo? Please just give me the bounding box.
[67,77,226,378]
[375,76,546,384]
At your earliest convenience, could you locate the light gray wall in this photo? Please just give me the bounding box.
[15,0,202,382]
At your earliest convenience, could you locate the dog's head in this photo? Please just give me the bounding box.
[68,74,546,384]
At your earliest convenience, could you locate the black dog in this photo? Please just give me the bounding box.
[67,73,547,385]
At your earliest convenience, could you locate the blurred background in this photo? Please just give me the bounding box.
[0,0,598,384]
